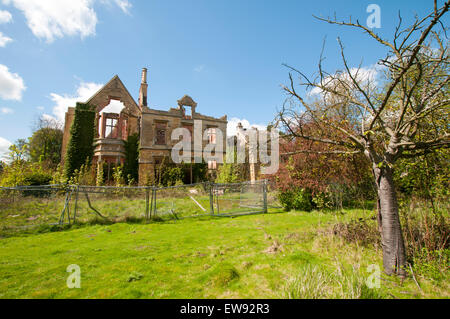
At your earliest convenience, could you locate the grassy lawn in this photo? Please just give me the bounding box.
[0,208,448,299]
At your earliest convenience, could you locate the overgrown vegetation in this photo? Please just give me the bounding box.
[64,103,96,179]
[123,133,139,185]
[332,200,449,287]
[278,188,313,212]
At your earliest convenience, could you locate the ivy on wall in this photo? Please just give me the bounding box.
[123,133,140,184]
[64,103,96,178]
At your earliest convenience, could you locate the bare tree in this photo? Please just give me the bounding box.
[277,1,449,276]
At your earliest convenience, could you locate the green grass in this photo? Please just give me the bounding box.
[0,208,448,299]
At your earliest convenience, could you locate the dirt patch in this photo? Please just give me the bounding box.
[264,240,284,254]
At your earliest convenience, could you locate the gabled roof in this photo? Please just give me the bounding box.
[85,75,140,114]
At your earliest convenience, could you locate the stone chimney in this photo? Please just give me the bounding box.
[139,68,148,108]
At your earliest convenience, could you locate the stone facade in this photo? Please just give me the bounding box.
[61,68,228,184]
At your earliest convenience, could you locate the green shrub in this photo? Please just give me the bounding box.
[24,171,52,186]
[68,159,95,186]
[191,162,208,183]
[51,164,68,185]
[0,161,52,187]
[96,163,104,186]
[312,192,333,210]
[112,165,125,187]
[216,162,239,184]
[279,188,313,212]
[162,166,184,186]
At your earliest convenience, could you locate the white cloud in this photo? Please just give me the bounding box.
[0,137,12,161]
[227,117,267,137]
[2,0,132,43]
[1,107,13,114]
[0,10,12,24]
[0,32,12,47]
[106,0,132,14]
[46,81,103,123]
[0,64,26,101]
[308,64,380,97]
[101,100,125,114]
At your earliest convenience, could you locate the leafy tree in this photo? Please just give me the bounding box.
[277,2,449,276]
[28,117,63,167]
[64,103,96,178]
[8,139,29,164]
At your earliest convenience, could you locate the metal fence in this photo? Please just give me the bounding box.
[0,180,280,235]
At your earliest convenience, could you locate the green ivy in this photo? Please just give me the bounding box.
[123,133,139,185]
[64,103,96,179]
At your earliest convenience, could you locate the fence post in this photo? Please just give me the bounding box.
[152,187,157,218]
[263,180,268,214]
[59,189,70,225]
[209,182,214,215]
[73,185,79,224]
[145,187,150,221]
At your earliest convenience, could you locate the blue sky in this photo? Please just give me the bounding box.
[0,0,444,159]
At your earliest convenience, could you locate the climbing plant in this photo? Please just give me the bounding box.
[64,103,96,179]
[123,133,139,184]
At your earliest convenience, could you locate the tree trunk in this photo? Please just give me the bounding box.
[373,164,407,277]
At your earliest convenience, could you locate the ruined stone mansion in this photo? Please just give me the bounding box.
[61,68,228,184]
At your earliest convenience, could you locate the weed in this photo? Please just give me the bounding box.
[127,272,144,283]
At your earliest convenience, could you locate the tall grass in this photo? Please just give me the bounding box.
[332,198,449,284]
[282,264,384,299]
[401,199,449,282]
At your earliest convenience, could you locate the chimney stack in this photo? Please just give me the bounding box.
[139,68,148,108]
[141,68,147,84]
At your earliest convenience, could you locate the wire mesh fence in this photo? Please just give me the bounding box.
[212,181,266,216]
[266,179,283,209]
[0,180,279,235]
[153,183,212,220]
[0,185,69,231]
